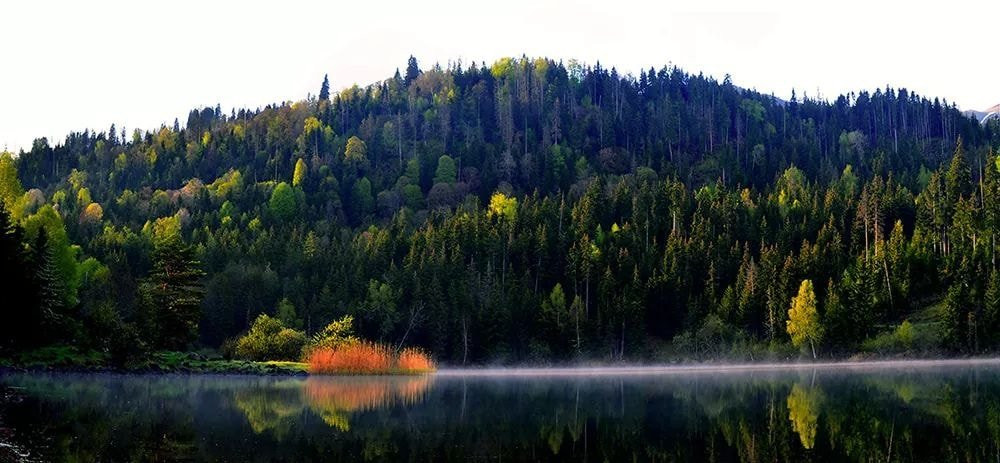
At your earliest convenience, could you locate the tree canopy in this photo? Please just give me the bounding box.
[3,56,1000,362]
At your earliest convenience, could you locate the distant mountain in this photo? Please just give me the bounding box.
[966,103,1000,123]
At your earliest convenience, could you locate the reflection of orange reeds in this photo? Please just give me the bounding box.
[306,343,436,375]
[303,376,432,431]
[304,376,432,412]
[397,347,435,373]
[307,342,393,374]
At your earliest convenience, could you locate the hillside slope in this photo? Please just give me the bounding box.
[2,56,999,363]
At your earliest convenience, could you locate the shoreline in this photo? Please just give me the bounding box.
[5,357,1000,378]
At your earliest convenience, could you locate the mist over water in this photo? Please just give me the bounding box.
[436,357,1000,377]
[3,360,1000,461]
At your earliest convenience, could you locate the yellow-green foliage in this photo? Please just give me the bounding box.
[787,279,823,357]
[235,314,307,361]
[487,192,517,222]
[307,315,360,354]
[344,136,368,163]
[787,383,823,449]
[293,158,308,187]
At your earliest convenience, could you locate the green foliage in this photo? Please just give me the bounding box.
[0,151,23,213]
[234,314,307,361]
[434,155,457,185]
[349,177,375,221]
[141,228,205,350]
[7,55,1000,364]
[308,315,360,353]
[276,297,301,329]
[268,182,298,221]
[22,204,80,307]
[344,136,368,164]
[360,280,400,341]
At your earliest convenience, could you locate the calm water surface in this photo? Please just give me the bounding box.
[3,362,1000,462]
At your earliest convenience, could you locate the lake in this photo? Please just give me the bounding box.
[2,360,1000,461]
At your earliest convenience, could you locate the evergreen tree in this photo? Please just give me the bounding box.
[142,227,205,350]
[318,74,330,101]
[434,155,457,185]
[404,55,420,87]
[32,228,66,334]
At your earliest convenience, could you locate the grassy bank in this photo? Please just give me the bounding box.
[0,347,309,375]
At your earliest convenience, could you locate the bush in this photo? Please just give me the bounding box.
[307,343,435,375]
[234,314,307,361]
[861,319,934,354]
[305,315,359,355]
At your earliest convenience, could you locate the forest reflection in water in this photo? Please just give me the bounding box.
[3,364,1000,461]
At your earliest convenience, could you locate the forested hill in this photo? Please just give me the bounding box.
[3,56,1000,364]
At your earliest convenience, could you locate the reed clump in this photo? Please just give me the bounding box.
[307,342,435,375]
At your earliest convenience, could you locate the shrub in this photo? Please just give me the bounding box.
[307,343,436,375]
[305,315,359,355]
[861,319,925,354]
[234,314,307,361]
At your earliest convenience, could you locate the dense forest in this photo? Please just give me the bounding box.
[2,56,1000,364]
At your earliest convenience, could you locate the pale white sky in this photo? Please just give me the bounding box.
[2,0,998,153]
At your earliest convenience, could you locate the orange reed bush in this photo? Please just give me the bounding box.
[307,342,436,375]
[396,347,435,373]
[307,342,393,374]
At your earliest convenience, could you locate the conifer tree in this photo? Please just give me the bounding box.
[142,224,205,350]
[318,74,330,101]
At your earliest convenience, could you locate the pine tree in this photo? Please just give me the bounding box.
[404,56,420,87]
[984,269,1000,345]
[143,230,205,350]
[32,228,66,335]
[318,74,330,101]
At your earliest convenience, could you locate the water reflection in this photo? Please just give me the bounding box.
[2,365,1000,461]
[303,376,432,431]
[786,382,822,449]
[233,379,304,436]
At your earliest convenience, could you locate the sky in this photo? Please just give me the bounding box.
[2,0,998,153]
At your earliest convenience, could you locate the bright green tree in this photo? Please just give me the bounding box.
[268,182,297,221]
